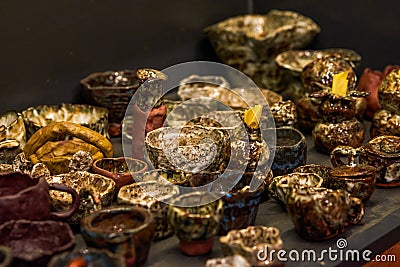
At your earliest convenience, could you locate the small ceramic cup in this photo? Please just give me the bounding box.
[293,164,332,187]
[268,172,323,205]
[167,192,224,256]
[81,206,156,267]
[330,146,377,201]
[219,226,283,267]
[92,157,148,191]
[378,68,400,114]
[286,187,365,241]
[370,109,400,138]
[117,181,179,241]
[271,127,307,176]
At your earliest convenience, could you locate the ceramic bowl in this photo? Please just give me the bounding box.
[359,135,400,187]
[81,206,155,267]
[378,68,400,114]
[0,219,74,267]
[0,111,26,164]
[220,226,283,267]
[301,54,357,93]
[268,172,324,205]
[92,157,148,191]
[370,109,400,138]
[205,255,251,267]
[48,248,125,267]
[293,164,332,187]
[22,103,109,138]
[134,169,190,186]
[271,127,307,176]
[204,9,320,90]
[168,192,224,256]
[270,100,298,128]
[23,121,114,174]
[80,70,139,136]
[145,125,228,173]
[177,74,230,101]
[117,181,179,240]
[286,187,364,241]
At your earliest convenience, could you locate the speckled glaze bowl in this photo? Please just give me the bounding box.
[167,192,224,256]
[48,248,125,267]
[117,181,179,240]
[359,135,400,187]
[378,69,400,114]
[286,187,365,241]
[271,127,307,176]
[0,220,75,267]
[92,157,148,191]
[205,9,320,90]
[22,103,109,138]
[0,111,26,164]
[268,172,323,205]
[270,100,298,128]
[145,125,228,173]
[177,74,230,101]
[220,226,283,267]
[370,109,400,138]
[293,164,332,187]
[81,206,155,267]
[80,70,139,136]
[134,169,190,187]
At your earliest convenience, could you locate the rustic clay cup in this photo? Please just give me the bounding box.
[330,146,377,201]
[286,187,364,241]
[92,157,148,191]
[0,172,79,225]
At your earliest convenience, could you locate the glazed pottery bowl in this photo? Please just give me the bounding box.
[268,172,323,205]
[378,68,400,114]
[270,100,298,128]
[220,226,283,266]
[0,245,12,267]
[118,181,179,240]
[145,125,228,172]
[205,9,320,90]
[0,219,74,267]
[81,206,155,267]
[286,187,364,241]
[359,135,400,187]
[177,74,230,101]
[92,157,148,191]
[370,109,400,138]
[80,70,139,136]
[168,192,224,256]
[0,110,26,147]
[134,169,190,186]
[48,248,125,267]
[0,172,79,224]
[293,164,332,187]
[205,255,251,267]
[22,103,109,138]
[270,127,307,176]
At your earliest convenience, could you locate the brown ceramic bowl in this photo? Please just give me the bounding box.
[92,157,148,191]
[0,219,75,267]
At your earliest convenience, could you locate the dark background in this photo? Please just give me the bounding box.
[1,0,399,114]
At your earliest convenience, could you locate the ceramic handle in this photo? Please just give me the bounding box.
[49,183,80,220]
[330,146,361,167]
[346,197,365,225]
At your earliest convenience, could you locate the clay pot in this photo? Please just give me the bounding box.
[0,172,79,225]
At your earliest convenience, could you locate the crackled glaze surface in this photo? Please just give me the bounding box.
[118,181,179,240]
[220,226,283,266]
[370,109,400,137]
[270,100,297,128]
[205,10,320,90]
[293,164,332,187]
[286,187,364,241]
[378,69,400,114]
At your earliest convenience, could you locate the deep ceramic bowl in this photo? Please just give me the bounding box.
[0,219,74,266]
[293,164,332,187]
[268,172,324,205]
[48,249,124,267]
[168,192,224,255]
[271,127,307,176]
[22,103,109,138]
[145,125,228,172]
[81,206,155,267]
[118,181,179,240]
[370,109,400,138]
[92,157,148,191]
[378,68,400,114]
[220,226,283,266]
[204,9,320,90]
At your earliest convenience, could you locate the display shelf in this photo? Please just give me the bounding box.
[88,124,399,267]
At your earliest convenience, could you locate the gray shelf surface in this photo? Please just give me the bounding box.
[78,124,399,267]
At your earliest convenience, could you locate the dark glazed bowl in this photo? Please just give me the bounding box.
[81,206,155,267]
[48,248,125,267]
[0,220,74,267]
[92,157,148,191]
